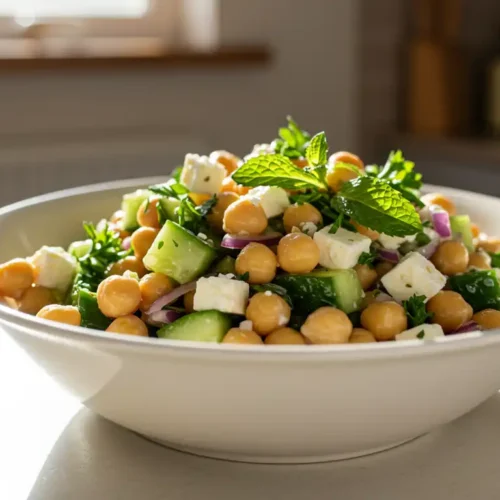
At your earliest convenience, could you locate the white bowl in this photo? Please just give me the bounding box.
[1,179,500,464]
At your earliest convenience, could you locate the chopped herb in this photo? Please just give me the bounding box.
[402,294,433,328]
[416,330,425,339]
[172,240,179,248]
[235,272,250,281]
[204,176,210,182]
[251,283,293,307]
[489,253,500,268]
[305,131,328,167]
[272,116,311,159]
[358,249,377,268]
[415,232,432,246]
[143,197,151,213]
[158,241,164,250]
[329,213,344,234]
[405,284,412,288]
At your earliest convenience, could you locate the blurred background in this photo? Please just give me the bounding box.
[2,0,500,204]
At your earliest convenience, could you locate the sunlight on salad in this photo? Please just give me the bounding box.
[1,116,500,345]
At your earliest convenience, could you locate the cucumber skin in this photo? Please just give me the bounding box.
[274,269,363,316]
[77,289,112,330]
[449,270,500,312]
[213,256,236,275]
[158,310,231,343]
[450,215,474,252]
[143,221,217,284]
[121,190,150,232]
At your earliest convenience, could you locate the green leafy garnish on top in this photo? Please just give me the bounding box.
[273,116,311,159]
[232,154,327,190]
[305,132,328,167]
[402,294,433,328]
[335,176,423,237]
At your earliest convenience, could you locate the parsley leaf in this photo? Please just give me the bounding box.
[358,249,377,268]
[251,283,293,307]
[377,150,424,208]
[232,154,327,190]
[149,179,190,199]
[306,132,328,167]
[71,222,130,304]
[335,176,422,237]
[329,213,344,234]
[402,294,433,328]
[235,272,250,281]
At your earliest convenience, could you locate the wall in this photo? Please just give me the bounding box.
[0,0,360,204]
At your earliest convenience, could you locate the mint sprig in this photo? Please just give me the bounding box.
[306,132,328,167]
[336,176,422,237]
[232,154,326,190]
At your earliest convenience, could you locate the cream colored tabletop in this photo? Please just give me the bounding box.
[2,331,500,500]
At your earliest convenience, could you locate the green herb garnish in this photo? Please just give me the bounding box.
[158,241,164,250]
[358,249,377,268]
[251,283,293,307]
[305,131,328,167]
[273,116,311,159]
[416,330,425,339]
[402,294,433,328]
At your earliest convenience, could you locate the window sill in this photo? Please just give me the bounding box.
[0,39,272,72]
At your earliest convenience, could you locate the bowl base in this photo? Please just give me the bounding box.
[139,434,423,464]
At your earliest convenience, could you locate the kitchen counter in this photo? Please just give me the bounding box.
[2,331,500,500]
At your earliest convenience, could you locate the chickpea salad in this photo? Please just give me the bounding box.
[2,117,500,345]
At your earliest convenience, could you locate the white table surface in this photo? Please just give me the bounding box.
[2,331,500,500]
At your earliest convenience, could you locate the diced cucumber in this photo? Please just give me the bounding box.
[274,269,363,316]
[490,253,500,268]
[158,310,231,342]
[76,289,112,330]
[143,220,217,284]
[159,197,181,222]
[212,256,236,275]
[450,215,474,252]
[121,189,150,231]
[68,239,92,259]
[449,270,500,312]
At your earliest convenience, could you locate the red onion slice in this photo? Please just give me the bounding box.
[374,291,393,303]
[149,309,182,325]
[417,238,440,259]
[450,320,482,335]
[147,281,196,315]
[122,236,131,251]
[221,232,282,250]
[431,210,451,238]
[378,248,400,263]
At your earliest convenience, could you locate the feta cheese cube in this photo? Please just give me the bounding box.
[194,276,249,315]
[30,246,77,292]
[378,233,417,250]
[300,222,318,236]
[245,186,290,218]
[396,324,444,341]
[313,226,371,270]
[180,154,226,194]
[381,252,446,302]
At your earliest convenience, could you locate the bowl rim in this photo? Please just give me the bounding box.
[1,176,500,360]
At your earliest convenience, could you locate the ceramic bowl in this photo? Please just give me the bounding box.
[1,179,500,464]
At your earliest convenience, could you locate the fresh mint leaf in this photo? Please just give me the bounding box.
[334,161,364,177]
[365,164,380,177]
[403,294,433,328]
[197,195,218,218]
[306,132,328,167]
[279,127,297,148]
[329,213,344,234]
[232,154,326,190]
[251,283,293,307]
[149,179,190,199]
[172,166,183,182]
[415,232,431,246]
[336,176,423,237]
[358,249,377,268]
[273,116,311,159]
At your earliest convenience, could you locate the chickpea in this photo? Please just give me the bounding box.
[431,241,469,276]
[472,309,500,330]
[292,158,309,169]
[235,243,277,284]
[184,290,195,313]
[207,192,240,232]
[97,275,142,318]
[246,292,291,335]
[468,251,491,270]
[351,221,380,241]
[18,286,55,315]
[189,193,212,206]
[223,198,268,236]
[422,193,456,215]
[209,150,240,176]
[354,264,378,290]
[106,315,149,337]
[426,291,473,333]
[349,328,377,343]
[283,203,323,233]
[223,328,263,345]
[326,166,360,192]
[265,327,306,345]
[471,224,481,239]
[139,272,175,311]
[301,307,352,344]
[108,256,147,278]
[375,261,394,279]
[329,151,365,170]
[277,233,320,274]
[477,238,500,254]
[0,258,35,299]
[361,302,407,341]
[131,227,159,260]
[220,177,250,196]
[37,305,81,326]
[137,196,161,229]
